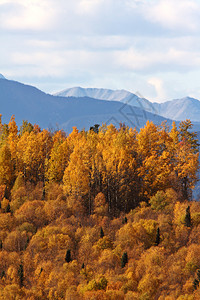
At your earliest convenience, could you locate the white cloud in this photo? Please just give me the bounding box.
[1,0,200,102]
[145,0,200,32]
[0,0,55,31]
[115,45,200,73]
[77,0,104,14]
[148,77,166,102]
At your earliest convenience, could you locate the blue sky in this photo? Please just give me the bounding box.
[1,0,200,102]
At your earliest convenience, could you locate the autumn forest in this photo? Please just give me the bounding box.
[0,114,200,299]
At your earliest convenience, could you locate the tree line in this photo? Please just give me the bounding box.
[0,115,199,216]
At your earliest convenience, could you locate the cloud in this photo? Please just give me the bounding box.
[0,0,55,31]
[1,0,200,102]
[115,47,194,74]
[144,0,200,32]
[148,77,166,102]
[76,0,104,14]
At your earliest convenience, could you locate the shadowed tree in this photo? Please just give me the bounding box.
[193,278,199,290]
[6,202,11,213]
[121,252,128,268]
[184,206,192,227]
[65,249,71,263]
[155,227,160,246]
[197,269,200,282]
[18,263,24,287]
[90,124,100,134]
[100,227,104,238]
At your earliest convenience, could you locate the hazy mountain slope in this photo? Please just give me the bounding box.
[0,78,65,129]
[55,87,132,101]
[156,97,200,122]
[0,74,5,79]
[0,78,173,133]
[55,87,157,114]
[55,87,200,123]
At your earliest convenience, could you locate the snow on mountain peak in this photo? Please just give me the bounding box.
[53,87,159,115]
[54,87,132,101]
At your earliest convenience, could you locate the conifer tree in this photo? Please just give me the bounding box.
[100,227,104,238]
[18,263,24,287]
[24,237,30,250]
[121,252,128,268]
[65,249,71,263]
[1,271,5,279]
[193,278,199,290]
[155,227,160,246]
[6,203,11,213]
[122,216,127,224]
[39,268,43,275]
[197,269,200,282]
[184,206,192,227]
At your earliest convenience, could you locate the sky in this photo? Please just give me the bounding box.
[1,0,200,103]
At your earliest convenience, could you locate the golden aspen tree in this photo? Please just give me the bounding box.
[175,140,199,200]
[0,143,14,188]
[137,122,173,198]
[7,115,18,167]
[174,120,199,199]
[46,130,70,183]
[63,139,90,197]
[17,129,52,183]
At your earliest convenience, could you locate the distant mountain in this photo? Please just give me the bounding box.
[155,97,200,122]
[55,87,132,101]
[0,74,5,79]
[55,87,200,123]
[54,87,157,115]
[0,78,173,133]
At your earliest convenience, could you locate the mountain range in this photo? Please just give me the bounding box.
[56,87,200,123]
[1,75,200,132]
[0,77,174,133]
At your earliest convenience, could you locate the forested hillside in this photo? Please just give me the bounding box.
[0,115,199,299]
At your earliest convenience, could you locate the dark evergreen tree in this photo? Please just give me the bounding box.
[90,124,100,134]
[197,269,200,282]
[1,270,5,279]
[65,249,71,263]
[122,216,128,224]
[100,227,104,238]
[121,252,128,268]
[5,203,11,213]
[193,278,199,290]
[81,263,85,269]
[24,237,29,250]
[42,187,45,200]
[155,227,160,246]
[4,186,9,200]
[0,240,2,250]
[39,268,43,275]
[18,263,24,287]
[185,206,192,227]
